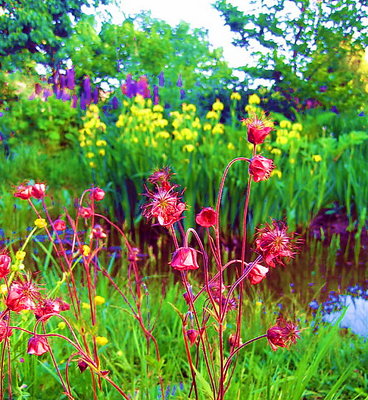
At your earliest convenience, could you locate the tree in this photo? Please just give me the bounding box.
[214,0,368,112]
[0,0,109,70]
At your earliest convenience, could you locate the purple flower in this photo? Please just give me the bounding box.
[112,96,119,109]
[93,87,99,104]
[66,68,75,90]
[158,71,165,87]
[177,74,183,87]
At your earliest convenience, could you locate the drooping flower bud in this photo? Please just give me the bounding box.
[170,247,199,271]
[249,155,275,182]
[31,183,46,199]
[186,329,200,345]
[247,264,269,285]
[0,252,11,279]
[14,184,33,200]
[91,187,105,201]
[27,336,49,356]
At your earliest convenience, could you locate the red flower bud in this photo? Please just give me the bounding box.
[186,329,200,345]
[0,254,11,279]
[31,183,46,199]
[170,247,199,271]
[196,207,217,227]
[53,219,66,231]
[91,187,105,201]
[14,184,33,200]
[79,206,93,218]
[249,155,275,182]
[27,336,49,356]
[247,264,269,285]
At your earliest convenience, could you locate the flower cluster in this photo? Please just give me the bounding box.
[14,183,46,200]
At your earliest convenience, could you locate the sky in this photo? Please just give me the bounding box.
[103,0,250,69]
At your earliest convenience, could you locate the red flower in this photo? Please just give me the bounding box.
[267,316,300,351]
[170,247,199,271]
[255,220,299,268]
[53,219,66,231]
[196,207,217,227]
[142,186,186,227]
[91,224,107,239]
[243,114,273,145]
[91,187,105,201]
[31,183,46,199]
[148,167,174,191]
[14,184,33,200]
[247,264,269,284]
[34,298,70,320]
[0,319,13,342]
[79,206,93,218]
[0,252,11,279]
[249,155,275,182]
[27,336,49,356]
[186,329,200,345]
[6,280,42,313]
[78,360,89,373]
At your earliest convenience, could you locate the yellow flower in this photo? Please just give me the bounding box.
[227,142,235,150]
[192,118,201,129]
[181,128,197,140]
[134,94,145,105]
[153,104,164,112]
[312,154,322,162]
[289,158,296,164]
[89,161,96,168]
[117,350,123,357]
[156,131,170,139]
[82,302,91,309]
[16,250,26,261]
[203,123,212,131]
[34,218,47,229]
[183,144,195,152]
[230,92,241,101]
[280,120,292,129]
[98,149,106,156]
[276,136,288,145]
[245,104,257,113]
[206,111,219,119]
[86,152,95,159]
[94,296,106,306]
[271,148,282,155]
[212,99,224,111]
[96,140,107,147]
[0,284,8,295]
[155,119,168,128]
[248,94,261,105]
[292,123,303,131]
[182,103,197,113]
[88,105,99,113]
[271,169,282,178]
[82,245,91,256]
[212,124,224,134]
[96,336,109,346]
[58,322,66,330]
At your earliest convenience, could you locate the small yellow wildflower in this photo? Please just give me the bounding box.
[248,94,261,105]
[182,103,197,113]
[89,161,96,168]
[96,336,109,346]
[183,144,195,152]
[86,140,93,146]
[192,118,201,129]
[88,105,99,113]
[271,169,282,178]
[276,136,288,145]
[212,99,224,111]
[156,131,170,139]
[289,158,296,164]
[34,218,47,229]
[227,142,235,150]
[117,350,123,357]
[206,111,219,119]
[312,154,322,162]
[0,284,8,295]
[153,104,164,112]
[212,124,224,134]
[203,123,212,131]
[245,104,257,113]
[134,94,145,105]
[94,296,106,306]
[230,92,241,101]
[279,120,292,129]
[96,140,107,147]
[271,148,282,155]
[82,245,91,257]
[86,152,95,159]
[255,301,263,307]
[292,123,303,131]
[98,149,106,156]
[16,251,26,261]
[58,322,66,330]
[82,302,91,309]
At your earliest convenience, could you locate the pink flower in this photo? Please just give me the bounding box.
[196,207,217,227]
[27,336,49,356]
[78,360,89,373]
[243,114,273,145]
[6,280,41,313]
[53,219,66,231]
[0,252,11,279]
[255,220,299,268]
[14,184,33,200]
[142,186,186,227]
[91,224,107,239]
[147,167,174,191]
[31,183,46,199]
[247,264,269,284]
[170,247,199,271]
[79,206,93,218]
[249,155,275,182]
[91,187,105,201]
[267,316,300,351]
[0,319,13,342]
[33,298,70,321]
[186,329,200,345]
